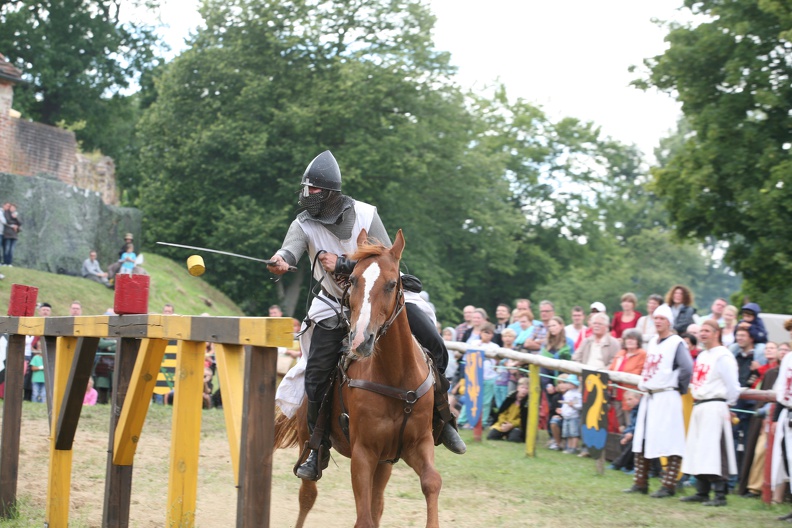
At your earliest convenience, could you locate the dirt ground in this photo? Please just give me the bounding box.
[8,405,450,528]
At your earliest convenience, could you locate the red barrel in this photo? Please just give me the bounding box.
[114,274,150,315]
[8,284,39,316]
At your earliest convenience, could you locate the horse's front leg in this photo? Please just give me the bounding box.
[371,462,393,527]
[350,443,379,528]
[403,438,442,528]
[295,479,318,528]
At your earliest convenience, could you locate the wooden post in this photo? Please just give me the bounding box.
[214,344,245,482]
[473,418,483,442]
[55,337,100,450]
[0,335,26,517]
[525,364,540,457]
[45,336,78,527]
[113,339,169,465]
[103,337,140,527]
[236,346,277,528]
[166,340,205,528]
[763,405,775,505]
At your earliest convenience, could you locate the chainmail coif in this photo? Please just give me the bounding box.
[297,191,356,238]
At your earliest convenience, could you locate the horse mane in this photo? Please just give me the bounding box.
[349,238,389,261]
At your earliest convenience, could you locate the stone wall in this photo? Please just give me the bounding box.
[0,172,141,275]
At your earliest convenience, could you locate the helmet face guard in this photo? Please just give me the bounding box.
[301,150,341,193]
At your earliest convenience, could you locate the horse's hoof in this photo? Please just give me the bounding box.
[440,423,466,454]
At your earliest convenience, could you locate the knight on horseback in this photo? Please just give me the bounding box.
[267,150,466,481]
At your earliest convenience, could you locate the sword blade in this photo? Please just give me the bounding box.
[156,241,275,265]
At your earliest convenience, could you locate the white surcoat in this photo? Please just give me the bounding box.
[274,201,436,417]
[681,346,740,476]
[633,334,687,458]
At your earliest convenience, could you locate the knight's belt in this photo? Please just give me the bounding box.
[646,387,677,395]
[693,397,726,406]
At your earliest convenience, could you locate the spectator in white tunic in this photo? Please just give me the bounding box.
[680,319,740,507]
[624,304,694,498]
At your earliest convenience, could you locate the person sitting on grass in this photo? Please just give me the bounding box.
[559,374,582,454]
[610,390,643,472]
[119,243,136,275]
[488,377,530,442]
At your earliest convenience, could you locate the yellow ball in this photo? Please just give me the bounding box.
[187,255,205,276]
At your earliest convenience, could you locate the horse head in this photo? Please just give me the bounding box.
[346,228,405,358]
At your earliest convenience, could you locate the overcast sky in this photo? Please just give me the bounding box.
[151,0,692,159]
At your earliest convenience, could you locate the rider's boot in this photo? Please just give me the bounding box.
[433,375,466,455]
[296,400,331,481]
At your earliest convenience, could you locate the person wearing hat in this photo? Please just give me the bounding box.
[267,151,465,481]
[735,302,768,347]
[625,303,694,498]
[559,374,583,454]
[680,319,740,506]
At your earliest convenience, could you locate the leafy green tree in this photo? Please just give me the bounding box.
[137,0,525,317]
[634,0,792,311]
[0,0,160,156]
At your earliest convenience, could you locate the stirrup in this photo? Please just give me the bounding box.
[295,445,329,481]
[439,422,466,455]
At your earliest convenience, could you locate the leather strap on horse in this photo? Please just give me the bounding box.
[346,369,434,465]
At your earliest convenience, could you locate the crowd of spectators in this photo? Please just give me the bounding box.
[445,288,792,511]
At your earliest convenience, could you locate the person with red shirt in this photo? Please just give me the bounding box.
[612,292,642,339]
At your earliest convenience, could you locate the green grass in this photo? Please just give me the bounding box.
[0,253,244,316]
[0,402,788,527]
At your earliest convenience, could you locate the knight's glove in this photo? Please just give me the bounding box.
[334,256,357,276]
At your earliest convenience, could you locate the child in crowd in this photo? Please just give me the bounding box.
[737,302,768,344]
[475,323,499,426]
[559,374,583,454]
[498,328,524,392]
[488,377,530,442]
[548,373,568,451]
[29,348,45,403]
[84,377,98,406]
[119,243,136,275]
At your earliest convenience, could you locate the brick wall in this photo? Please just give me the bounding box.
[0,113,119,205]
[7,118,77,183]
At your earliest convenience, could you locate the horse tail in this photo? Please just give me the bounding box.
[273,409,300,449]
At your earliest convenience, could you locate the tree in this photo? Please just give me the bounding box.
[136,0,525,317]
[634,0,792,311]
[0,0,160,156]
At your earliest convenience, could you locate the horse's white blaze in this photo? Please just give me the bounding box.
[351,262,380,349]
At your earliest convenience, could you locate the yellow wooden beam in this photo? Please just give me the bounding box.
[525,364,541,458]
[45,336,77,526]
[17,316,45,336]
[214,344,245,483]
[166,340,204,528]
[113,339,169,465]
[72,315,109,337]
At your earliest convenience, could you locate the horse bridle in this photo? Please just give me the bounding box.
[341,264,406,347]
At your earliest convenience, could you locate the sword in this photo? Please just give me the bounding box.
[156,241,298,272]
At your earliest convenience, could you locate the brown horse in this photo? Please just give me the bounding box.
[274,229,441,528]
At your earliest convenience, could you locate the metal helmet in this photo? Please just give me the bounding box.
[301,150,341,193]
